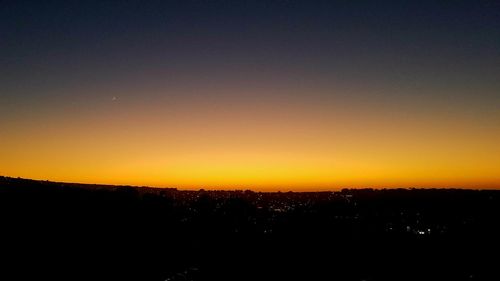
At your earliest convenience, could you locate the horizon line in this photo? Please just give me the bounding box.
[2,175,499,192]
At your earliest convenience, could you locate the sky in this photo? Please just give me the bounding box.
[1,0,499,190]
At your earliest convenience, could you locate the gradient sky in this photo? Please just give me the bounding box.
[1,0,499,190]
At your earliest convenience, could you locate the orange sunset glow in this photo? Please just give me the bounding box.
[1,0,499,191]
[2,80,499,190]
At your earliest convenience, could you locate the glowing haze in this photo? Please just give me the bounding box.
[1,1,499,190]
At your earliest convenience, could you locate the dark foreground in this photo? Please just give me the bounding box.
[1,176,499,280]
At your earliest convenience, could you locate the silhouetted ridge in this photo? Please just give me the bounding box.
[1,176,499,281]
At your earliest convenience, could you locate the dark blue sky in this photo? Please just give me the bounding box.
[1,0,499,127]
[2,0,499,94]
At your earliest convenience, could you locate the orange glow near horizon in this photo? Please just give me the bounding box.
[1,83,499,191]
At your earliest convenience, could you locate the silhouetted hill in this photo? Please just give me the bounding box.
[1,176,499,281]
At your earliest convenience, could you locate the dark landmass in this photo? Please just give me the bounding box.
[1,176,499,280]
